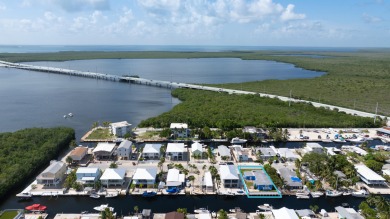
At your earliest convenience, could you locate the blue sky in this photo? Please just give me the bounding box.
[0,0,389,47]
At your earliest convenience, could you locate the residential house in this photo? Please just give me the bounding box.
[272,207,299,219]
[142,209,152,219]
[142,144,162,159]
[243,126,267,139]
[170,123,189,138]
[76,167,100,185]
[117,140,132,160]
[132,168,157,186]
[93,142,116,160]
[166,168,185,189]
[243,170,273,191]
[231,145,249,162]
[165,212,184,219]
[36,160,66,186]
[302,143,324,154]
[100,168,126,187]
[355,164,386,186]
[326,147,341,156]
[273,146,300,161]
[68,146,88,164]
[335,206,364,219]
[257,147,276,161]
[219,164,240,188]
[278,167,303,190]
[191,142,204,157]
[217,145,231,160]
[295,209,316,219]
[110,121,132,137]
[166,143,186,161]
[203,171,213,192]
[341,146,368,156]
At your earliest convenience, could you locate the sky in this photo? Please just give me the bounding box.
[0,0,389,47]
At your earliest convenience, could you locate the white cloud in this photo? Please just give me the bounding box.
[51,0,110,12]
[280,4,305,22]
[362,13,382,23]
[119,7,133,24]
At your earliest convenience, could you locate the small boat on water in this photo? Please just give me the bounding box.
[194,208,209,214]
[63,115,67,119]
[296,195,310,199]
[230,137,247,144]
[17,192,32,200]
[352,189,369,198]
[94,204,114,212]
[142,191,157,197]
[325,190,342,197]
[258,204,273,211]
[348,137,367,144]
[343,191,351,196]
[25,204,47,212]
[166,187,179,194]
[90,193,100,199]
[68,113,73,117]
[105,192,118,198]
[211,212,217,218]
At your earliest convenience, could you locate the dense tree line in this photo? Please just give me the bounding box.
[139,89,379,129]
[0,127,75,198]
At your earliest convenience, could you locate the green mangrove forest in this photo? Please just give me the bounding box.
[0,127,75,198]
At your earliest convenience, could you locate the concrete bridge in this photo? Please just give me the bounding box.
[1,60,388,124]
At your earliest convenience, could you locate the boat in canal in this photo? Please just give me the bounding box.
[105,192,118,198]
[166,187,179,194]
[194,208,210,214]
[352,189,369,198]
[258,204,273,211]
[16,192,32,201]
[296,195,310,199]
[90,193,100,199]
[25,204,47,212]
[93,204,114,212]
[325,190,342,197]
[142,191,157,197]
[231,137,247,144]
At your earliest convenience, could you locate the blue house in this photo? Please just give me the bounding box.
[243,170,273,191]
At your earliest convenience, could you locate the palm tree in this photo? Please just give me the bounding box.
[134,206,139,215]
[101,207,115,219]
[66,156,73,166]
[92,121,99,129]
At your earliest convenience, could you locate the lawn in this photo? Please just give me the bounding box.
[86,128,113,139]
[0,211,18,219]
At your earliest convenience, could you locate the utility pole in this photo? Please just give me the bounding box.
[289,90,292,107]
[374,102,378,124]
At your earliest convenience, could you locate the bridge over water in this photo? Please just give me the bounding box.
[1,60,387,124]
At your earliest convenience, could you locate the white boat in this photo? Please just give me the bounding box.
[90,193,100,199]
[63,115,67,119]
[258,204,273,211]
[325,190,342,197]
[333,139,346,143]
[322,139,332,143]
[211,212,217,218]
[105,192,118,198]
[68,113,73,117]
[296,195,310,199]
[343,191,351,196]
[352,189,369,198]
[348,137,367,143]
[310,191,323,198]
[231,137,247,144]
[194,208,209,214]
[16,192,32,198]
[93,204,114,212]
[229,209,236,213]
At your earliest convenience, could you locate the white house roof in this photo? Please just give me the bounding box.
[277,148,300,159]
[111,121,131,128]
[76,167,99,174]
[218,145,231,157]
[93,143,116,153]
[191,142,203,153]
[219,165,239,180]
[335,206,364,219]
[118,140,132,150]
[306,143,323,149]
[167,168,180,182]
[42,160,65,174]
[170,123,188,129]
[272,207,299,219]
[100,168,126,180]
[132,168,157,180]
[204,171,213,187]
[143,144,162,154]
[166,143,185,153]
[355,164,385,181]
